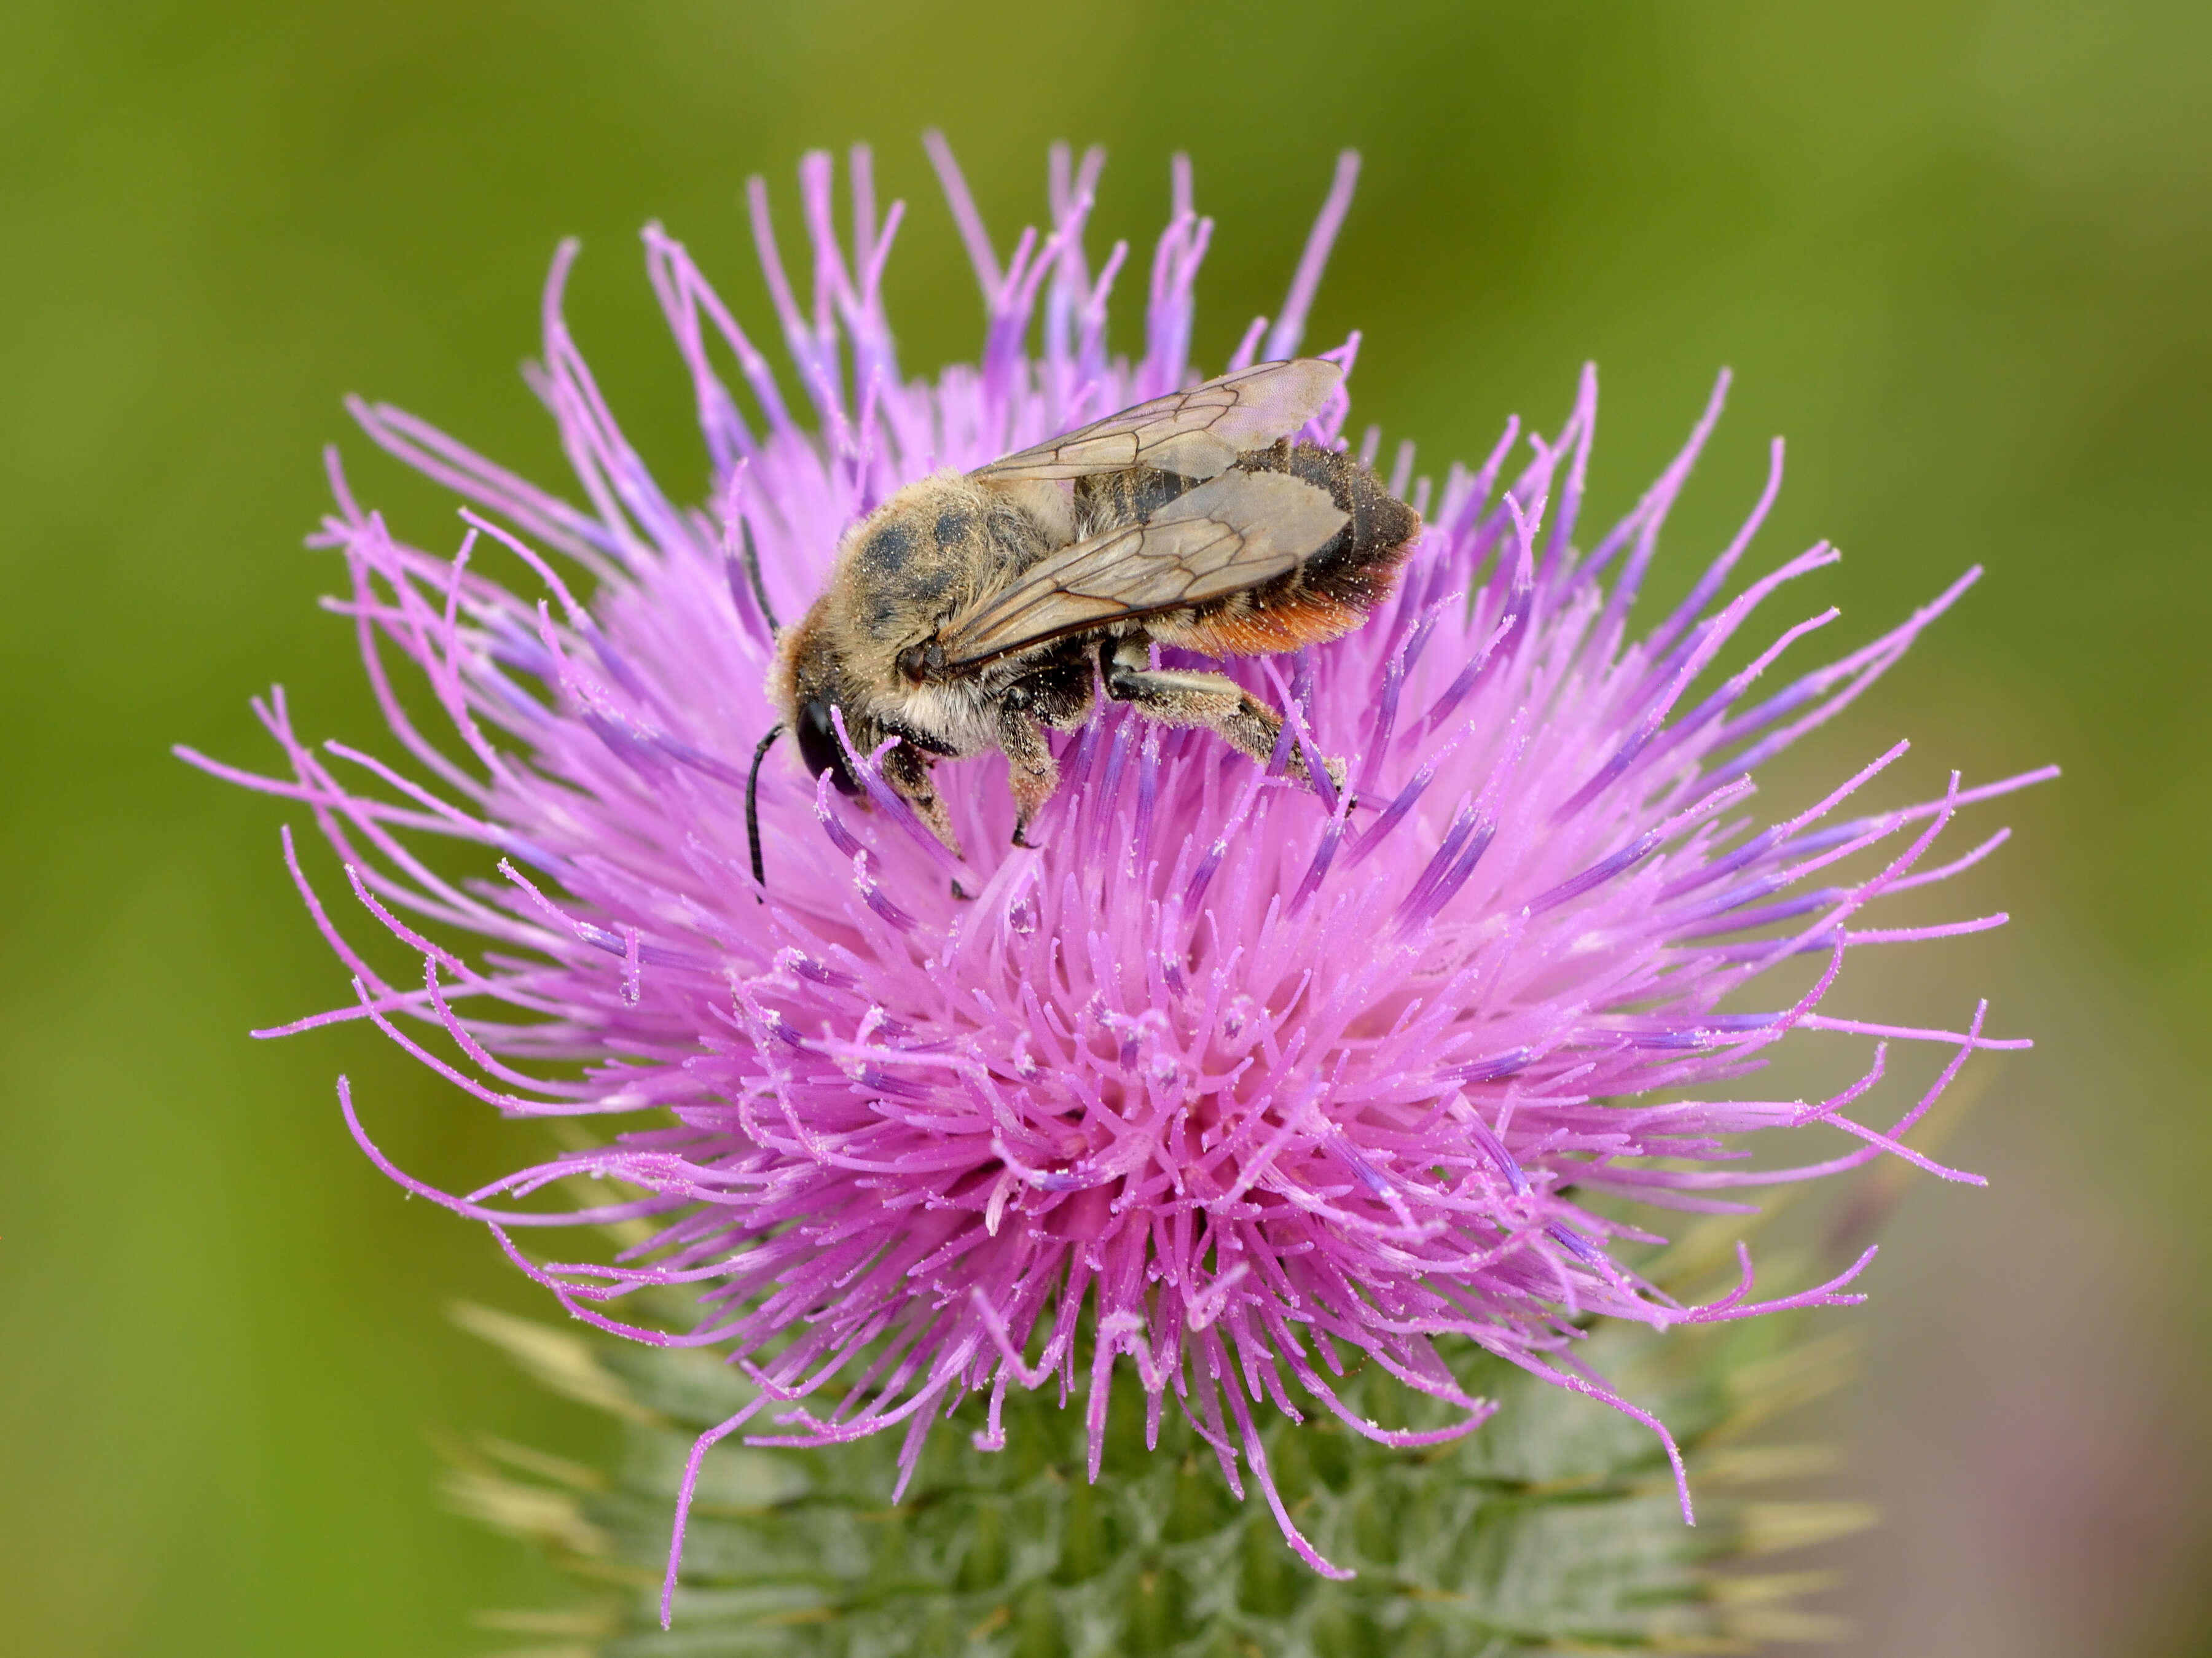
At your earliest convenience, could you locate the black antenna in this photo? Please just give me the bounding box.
[738,518,780,634]
[746,723,785,899]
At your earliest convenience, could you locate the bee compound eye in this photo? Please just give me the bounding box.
[795,699,862,796]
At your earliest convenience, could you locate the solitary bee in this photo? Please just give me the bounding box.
[750,358,1419,870]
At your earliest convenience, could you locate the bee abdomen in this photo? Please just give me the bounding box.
[1070,442,1419,659]
[1166,442,1419,656]
[1238,441,1419,604]
[1072,466,1200,536]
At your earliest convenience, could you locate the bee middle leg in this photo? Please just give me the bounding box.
[880,738,965,859]
[998,651,1096,848]
[1102,639,1346,792]
[998,700,1060,847]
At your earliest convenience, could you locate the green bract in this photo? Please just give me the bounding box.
[451,1261,1867,1658]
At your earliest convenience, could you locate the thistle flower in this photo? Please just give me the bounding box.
[184,138,2047,1619]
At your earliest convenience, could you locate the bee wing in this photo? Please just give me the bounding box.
[971,358,1344,483]
[935,470,1348,669]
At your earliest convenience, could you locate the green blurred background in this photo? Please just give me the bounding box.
[2,2,2206,1652]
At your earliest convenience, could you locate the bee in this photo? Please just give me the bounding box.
[747,358,1420,878]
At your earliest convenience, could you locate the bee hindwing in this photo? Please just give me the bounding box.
[972,359,1344,483]
[935,471,1347,669]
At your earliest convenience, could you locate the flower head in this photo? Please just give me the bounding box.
[187,139,2046,1613]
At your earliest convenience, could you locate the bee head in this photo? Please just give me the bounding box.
[771,608,866,797]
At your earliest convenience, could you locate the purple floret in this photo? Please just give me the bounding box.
[183,138,2049,1613]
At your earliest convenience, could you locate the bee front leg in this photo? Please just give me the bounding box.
[881,739,965,859]
[1102,639,1346,794]
[997,694,1061,848]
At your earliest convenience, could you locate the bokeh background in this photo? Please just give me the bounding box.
[3,3,2206,1652]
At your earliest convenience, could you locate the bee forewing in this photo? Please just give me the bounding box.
[973,358,1344,483]
[936,471,1348,668]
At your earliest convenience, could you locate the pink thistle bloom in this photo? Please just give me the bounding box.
[185,139,2049,1616]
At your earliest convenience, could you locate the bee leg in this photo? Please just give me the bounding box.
[1102,642,1346,794]
[997,696,1060,848]
[880,740,965,860]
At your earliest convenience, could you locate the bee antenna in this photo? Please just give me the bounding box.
[746,723,785,899]
[737,518,781,634]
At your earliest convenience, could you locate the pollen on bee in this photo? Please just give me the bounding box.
[1186,593,1368,656]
